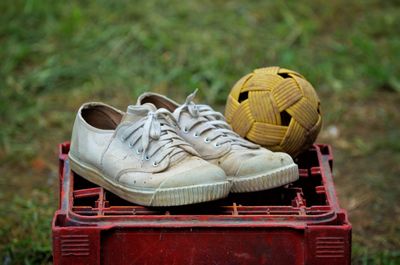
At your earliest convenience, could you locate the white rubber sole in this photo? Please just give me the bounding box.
[69,155,231,207]
[229,164,299,193]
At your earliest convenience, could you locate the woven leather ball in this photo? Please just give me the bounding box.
[225,66,322,157]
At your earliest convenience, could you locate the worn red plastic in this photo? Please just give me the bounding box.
[52,143,351,265]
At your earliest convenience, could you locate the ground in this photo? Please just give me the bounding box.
[0,0,399,264]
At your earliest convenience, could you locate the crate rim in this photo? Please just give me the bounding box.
[54,142,350,229]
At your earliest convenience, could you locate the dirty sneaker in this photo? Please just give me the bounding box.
[137,90,299,193]
[68,102,230,206]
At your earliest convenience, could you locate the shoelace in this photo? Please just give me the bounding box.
[120,108,191,166]
[174,90,258,148]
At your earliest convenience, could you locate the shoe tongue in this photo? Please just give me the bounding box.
[121,103,157,123]
[121,103,193,164]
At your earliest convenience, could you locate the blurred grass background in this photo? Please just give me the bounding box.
[0,0,399,264]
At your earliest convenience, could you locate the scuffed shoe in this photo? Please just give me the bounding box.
[69,102,230,206]
[137,90,299,193]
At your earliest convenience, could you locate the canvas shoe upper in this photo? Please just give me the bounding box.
[137,90,299,193]
[69,102,230,206]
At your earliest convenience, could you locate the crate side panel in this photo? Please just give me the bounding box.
[305,225,352,265]
[101,228,305,265]
[53,228,101,265]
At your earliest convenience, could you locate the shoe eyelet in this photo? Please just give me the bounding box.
[144,155,150,160]
[214,143,220,147]
[182,127,189,133]
[204,137,210,143]
[193,132,199,137]
[129,142,134,148]
[136,149,142,155]
[152,161,158,167]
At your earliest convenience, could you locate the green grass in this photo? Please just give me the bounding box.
[353,244,400,265]
[0,0,399,264]
[0,192,53,265]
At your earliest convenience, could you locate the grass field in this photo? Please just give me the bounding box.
[1,0,399,264]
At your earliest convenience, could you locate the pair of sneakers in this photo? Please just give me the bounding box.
[68,90,299,206]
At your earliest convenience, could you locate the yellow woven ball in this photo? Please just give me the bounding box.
[225,66,322,157]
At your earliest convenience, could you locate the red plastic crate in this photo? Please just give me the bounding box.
[52,142,351,265]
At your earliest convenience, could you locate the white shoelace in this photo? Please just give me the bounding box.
[174,90,259,149]
[120,108,191,166]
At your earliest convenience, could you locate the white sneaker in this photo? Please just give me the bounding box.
[137,91,299,193]
[69,102,230,206]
